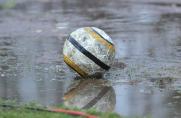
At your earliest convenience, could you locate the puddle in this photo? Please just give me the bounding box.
[0,0,181,118]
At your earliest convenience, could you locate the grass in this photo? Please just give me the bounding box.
[0,0,16,9]
[0,99,121,118]
[0,109,77,118]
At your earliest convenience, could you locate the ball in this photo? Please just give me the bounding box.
[63,27,115,77]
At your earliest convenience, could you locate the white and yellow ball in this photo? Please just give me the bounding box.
[63,27,115,77]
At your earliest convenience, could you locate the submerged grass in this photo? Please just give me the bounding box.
[0,99,121,118]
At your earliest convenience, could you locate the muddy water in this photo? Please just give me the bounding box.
[0,0,181,118]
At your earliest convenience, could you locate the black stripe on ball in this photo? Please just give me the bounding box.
[68,36,110,70]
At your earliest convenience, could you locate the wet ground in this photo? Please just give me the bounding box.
[0,0,181,118]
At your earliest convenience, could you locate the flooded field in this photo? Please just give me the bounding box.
[0,0,181,118]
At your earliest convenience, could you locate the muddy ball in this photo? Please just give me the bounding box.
[63,27,115,77]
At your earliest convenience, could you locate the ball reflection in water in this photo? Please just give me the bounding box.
[63,79,116,112]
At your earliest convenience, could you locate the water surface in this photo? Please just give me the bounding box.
[0,0,181,118]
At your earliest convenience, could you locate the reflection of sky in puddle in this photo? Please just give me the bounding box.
[114,82,181,117]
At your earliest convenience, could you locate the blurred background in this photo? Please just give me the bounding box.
[0,0,181,118]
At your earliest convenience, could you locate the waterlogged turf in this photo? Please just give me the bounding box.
[0,0,181,118]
